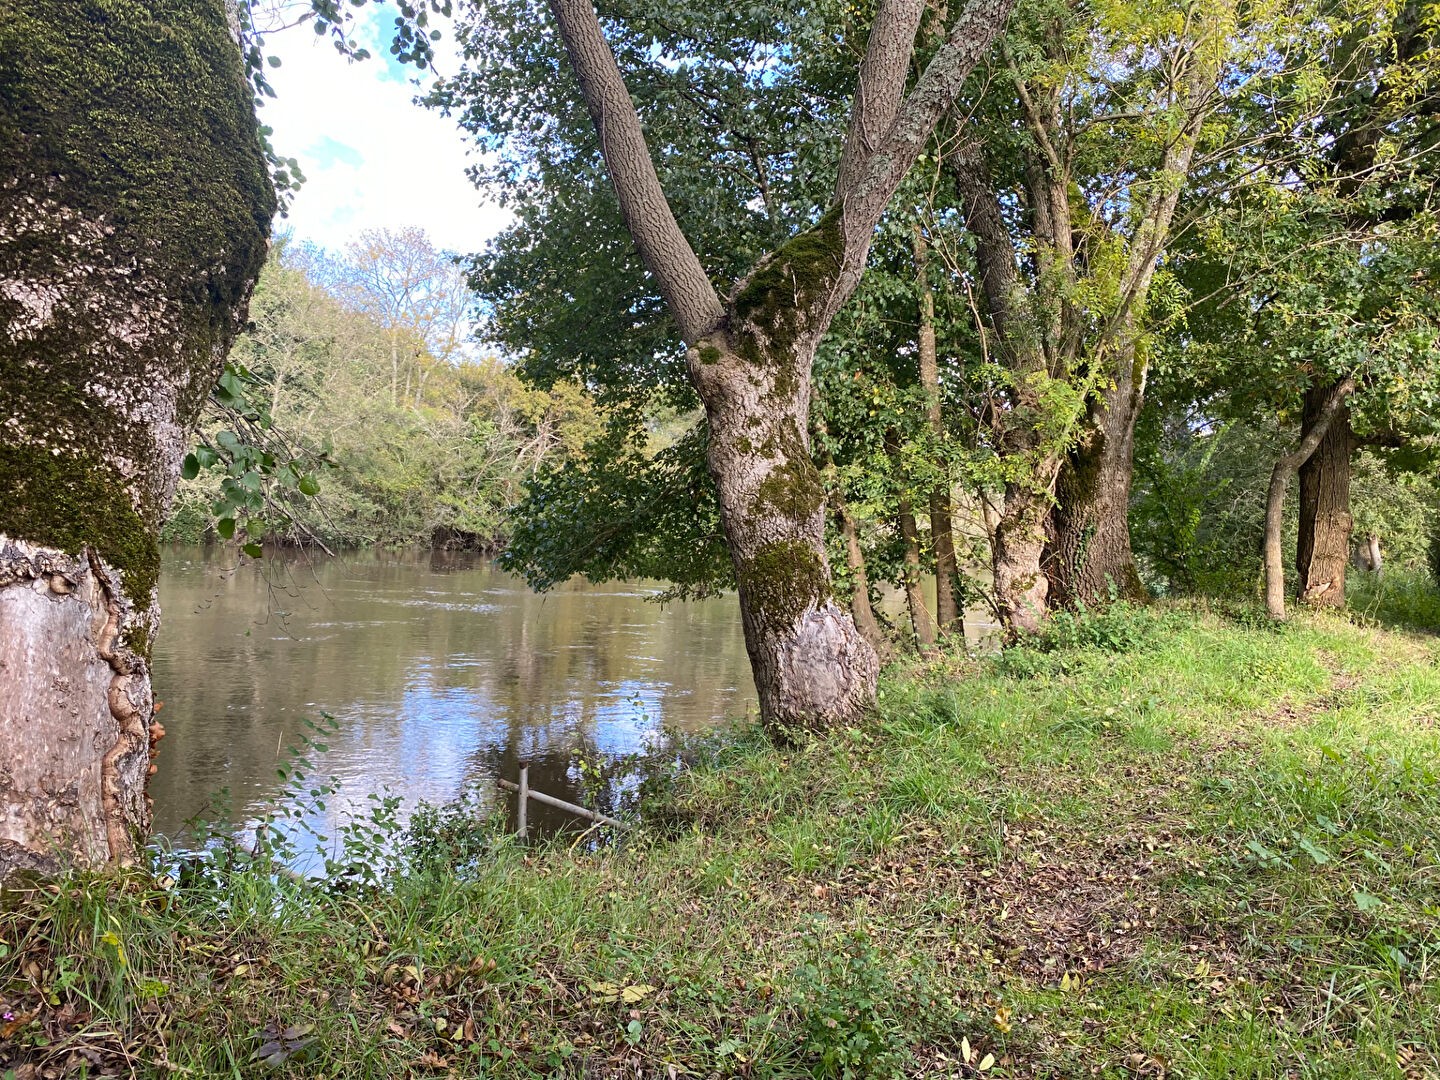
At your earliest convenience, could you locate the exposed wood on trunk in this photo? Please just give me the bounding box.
[1265,378,1357,620]
[1297,383,1355,607]
[914,224,959,633]
[0,0,273,877]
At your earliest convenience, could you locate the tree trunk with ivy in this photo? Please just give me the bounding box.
[0,0,273,878]
[1296,383,1355,607]
[547,0,1012,732]
[1046,344,1147,607]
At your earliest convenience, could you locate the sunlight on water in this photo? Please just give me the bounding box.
[149,546,755,844]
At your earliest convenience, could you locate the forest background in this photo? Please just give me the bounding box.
[167,0,1440,640]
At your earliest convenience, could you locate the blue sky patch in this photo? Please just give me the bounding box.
[309,135,365,170]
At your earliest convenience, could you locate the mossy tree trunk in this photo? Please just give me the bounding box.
[547,0,1012,732]
[691,312,881,732]
[1296,382,1355,607]
[0,0,273,877]
[682,216,883,730]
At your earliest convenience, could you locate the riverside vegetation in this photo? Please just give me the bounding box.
[3,585,1439,1078]
[6,0,1440,1075]
[161,230,602,553]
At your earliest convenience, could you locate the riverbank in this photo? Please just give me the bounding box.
[3,598,1439,1078]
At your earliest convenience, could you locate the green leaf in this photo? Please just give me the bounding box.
[243,542,264,559]
[298,474,321,497]
[216,517,237,540]
[1354,891,1386,913]
[181,453,200,481]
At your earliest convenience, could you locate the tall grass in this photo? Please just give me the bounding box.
[3,604,1439,1077]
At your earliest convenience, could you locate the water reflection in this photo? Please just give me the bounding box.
[150,546,755,844]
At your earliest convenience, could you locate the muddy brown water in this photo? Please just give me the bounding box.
[149,546,755,850]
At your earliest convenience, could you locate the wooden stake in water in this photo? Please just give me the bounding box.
[496,773,631,832]
[516,761,529,841]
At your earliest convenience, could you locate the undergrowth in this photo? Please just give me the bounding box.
[3,603,1440,1078]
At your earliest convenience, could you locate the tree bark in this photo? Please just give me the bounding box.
[886,428,936,649]
[692,327,879,733]
[1045,10,1226,608]
[547,0,1012,732]
[0,0,273,877]
[993,483,1051,635]
[914,225,960,633]
[1296,383,1355,607]
[1265,379,1357,620]
[959,6,1227,622]
[1047,340,1147,606]
[948,144,1056,635]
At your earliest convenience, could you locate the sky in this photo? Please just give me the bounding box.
[260,12,508,256]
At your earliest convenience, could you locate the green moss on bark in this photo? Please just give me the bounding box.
[731,208,844,400]
[121,623,152,661]
[0,443,160,608]
[0,0,274,284]
[754,426,823,527]
[0,0,274,529]
[736,540,831,632]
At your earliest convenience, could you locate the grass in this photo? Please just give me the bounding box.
[3,598,1440,1078]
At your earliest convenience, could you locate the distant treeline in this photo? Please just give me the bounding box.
[164,229,600,551]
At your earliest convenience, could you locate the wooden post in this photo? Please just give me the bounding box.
[516,761,529,841]
[496,777,631,831]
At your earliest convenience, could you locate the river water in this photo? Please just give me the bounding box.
[149,546,754,844]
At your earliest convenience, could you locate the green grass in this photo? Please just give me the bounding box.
[3,603,1440,1078]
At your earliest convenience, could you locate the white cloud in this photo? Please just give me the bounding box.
[260,13,508,256]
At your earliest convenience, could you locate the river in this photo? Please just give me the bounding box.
[149,545,755,845]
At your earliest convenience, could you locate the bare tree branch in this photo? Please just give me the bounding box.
[547,0,725,344]
[831,0,1019,302]
[836,0,927,198]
